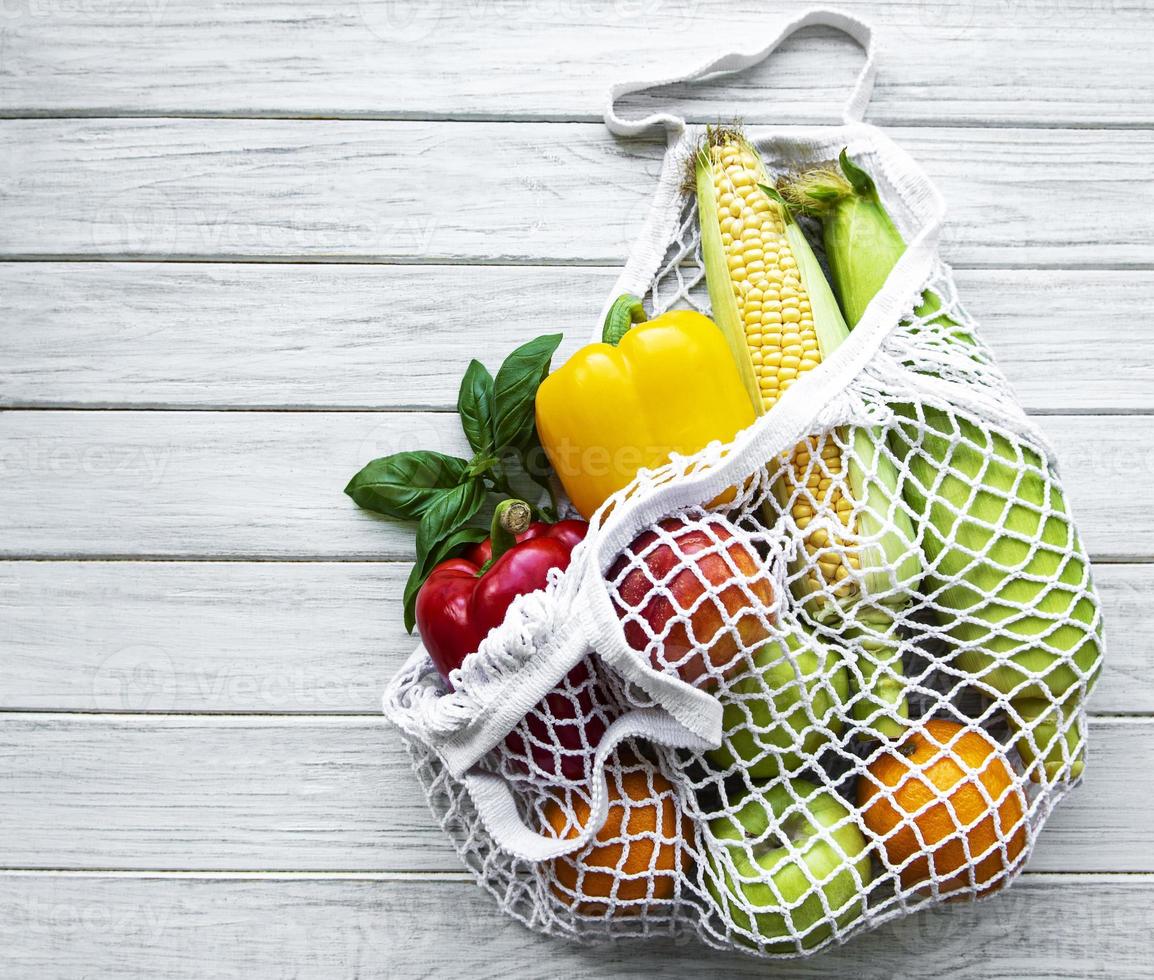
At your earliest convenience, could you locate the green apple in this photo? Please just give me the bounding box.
[707,621,850,778]
[705,779,871,953]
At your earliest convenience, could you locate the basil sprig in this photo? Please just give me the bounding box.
[344,333,563,632]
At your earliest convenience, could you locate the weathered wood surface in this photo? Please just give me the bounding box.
[1,872,1150,980]
[3,121,1152,266]
[3,264,1152,413]
[0,410,1148,560]
[3,1,1153,974]
[0,560,1148,715]
[2,0,1152,128]
[0,714,1147,873]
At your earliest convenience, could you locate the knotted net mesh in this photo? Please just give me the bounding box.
[384,153,1104,959]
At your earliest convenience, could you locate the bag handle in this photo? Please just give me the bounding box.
[463,707,713,863]
[604,8,878,136]
[597,8,879,331]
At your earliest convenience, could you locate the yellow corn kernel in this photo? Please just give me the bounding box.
[699,131,864,597]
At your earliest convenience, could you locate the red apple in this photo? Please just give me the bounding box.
[608,514,776,687]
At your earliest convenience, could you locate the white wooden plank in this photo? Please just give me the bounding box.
[0,119,659,263]
[0,715,1147,873]
[0,263,611,410]
[0,410,467,559]
[0,560,1146,715]
[2,0,1152,127]
[1,872,1152,979]
[2,121,1151,266]
[970,269,1154,415]
[1,264,1147,413]
[0,411,1147,560]
[1092,565,1154,714]
[0,561,405,713]
[0,714,446,872]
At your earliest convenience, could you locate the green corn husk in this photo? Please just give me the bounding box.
[783,210,922,738]
[781,152,1104,781]
[694,131,923,739]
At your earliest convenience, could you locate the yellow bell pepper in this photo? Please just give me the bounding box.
[535,294,757,519]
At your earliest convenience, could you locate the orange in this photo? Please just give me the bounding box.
[542,767,687,915]
[858,719,1027,897]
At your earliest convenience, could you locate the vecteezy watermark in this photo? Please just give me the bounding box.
[885,887,983,956]
[89,184,179,266]
[513,171,549,238]
[892,0,1135,44]
[995,0,1132,23]
[543,437,694,481]
[0,0,170,24]
[884,0,975,44]
[354,414,464,471]
[358,0,703,46]
[1059,440,1154,482]
[184,209,437,257]
[92,645,177,710]
[0,437,172,486]
[87,181,440,263]
[186,665,375,710]
[8,896,171,941]
[336,212,439,258]
[908,0,978,40]
[90,647,377,711]
[616,189,657,256]
[358,0,446,43]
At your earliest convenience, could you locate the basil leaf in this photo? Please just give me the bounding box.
[492,333,562,453]
[402,524,487,633]
[457,359,496,455]
[344,451,469,521]
[414,478,487,559]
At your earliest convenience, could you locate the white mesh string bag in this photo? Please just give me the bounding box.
[383,9,1105,959]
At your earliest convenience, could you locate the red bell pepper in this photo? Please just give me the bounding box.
[462,518,588,571]
[416,502,588,680]
[415,500,605,780]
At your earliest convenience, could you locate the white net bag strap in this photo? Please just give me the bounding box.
[600,8,878,326]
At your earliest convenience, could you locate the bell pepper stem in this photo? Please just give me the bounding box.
[488,499,532,565]
[602,293,647,346]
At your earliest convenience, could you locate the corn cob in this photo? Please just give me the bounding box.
[695,130,922,739]
[780,152,1104,780]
